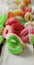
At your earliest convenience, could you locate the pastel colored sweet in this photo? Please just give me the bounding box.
[11,23,25,36]
[3,25,11,39]
[5,18,19,26]
[16,16,27,25]
[0,25,4,34]
[0,13,7,26]
[0,35,4,44]
[20,25,32,43]
[24,12,32,21]
[29,34,34,44]
[7,33,23,54]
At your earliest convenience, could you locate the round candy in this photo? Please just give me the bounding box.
[23,0,31,5]
[24,12,32,21]
[20,25,32,43]
[5,18,19,26]
[7,33,23,54]
[0,13,7,26]
[0,35,4,44]
[0,25,4,34]
[3,25,11,39]
[15,16,27,25]
[11,23,25,36]
[29,34,34,45]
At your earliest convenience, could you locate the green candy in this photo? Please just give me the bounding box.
[0,35,4,44]
[16,16,26,25]
[0,15,2,20]
[0,13,7,25]
[7,34,23,54]
[0,25,4,29]
[29,34,34,45]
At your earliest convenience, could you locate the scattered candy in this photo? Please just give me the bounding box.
[7,33,23,54]
[11,23,25,36]
[20,25,32,43]
[3,25,11,39]
[0,35,4,44]
[0,0,33,55]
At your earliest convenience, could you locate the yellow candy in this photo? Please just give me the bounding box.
[13,9,22,16]
[24,12,32,21]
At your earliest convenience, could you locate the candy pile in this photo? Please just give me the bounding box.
[0,0,34,54]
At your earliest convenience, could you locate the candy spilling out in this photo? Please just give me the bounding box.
[0,0,34,55]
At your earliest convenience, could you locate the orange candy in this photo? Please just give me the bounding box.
[13,9,24,17]
[23,0,31,5]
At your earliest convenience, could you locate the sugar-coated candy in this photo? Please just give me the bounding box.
[11,23,25,36]
[20,25,32,43]
[0,13,7,26]
[0,25,4,34]
[5,18,19,26]
[7,33,23,54]
[0,35,4,44]
[29,34,34,45]
[3,25,11,39]
[24,12,32,21]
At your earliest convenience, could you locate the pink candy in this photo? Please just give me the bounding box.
[3,25,11,39]
[20,25,32,43]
